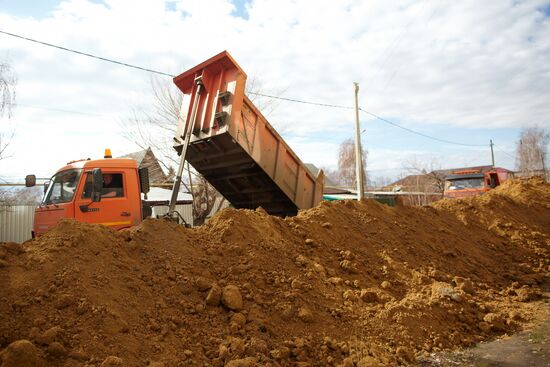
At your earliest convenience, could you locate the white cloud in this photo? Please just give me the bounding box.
[0,0,549,182]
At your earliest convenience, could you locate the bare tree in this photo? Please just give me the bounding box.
[368,176,393,189]
[1,61,16,162]
[0,129,14,162]
[0,61,16,117]
[515,126,549,176]
[121,77,226,223]
[189,174,220,226]
[0,187,42,207]
[0,186,42,214]
[402,157,446,193]
[337,138,368,189]
[246,75,285,118]
[320,166,339,187]
[121,77,183,171]
[0,61,17,207]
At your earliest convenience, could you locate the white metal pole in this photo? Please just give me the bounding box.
[490,139,495,167]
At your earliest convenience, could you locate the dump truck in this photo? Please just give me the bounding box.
[171,51,324,216]
[25,51,324,236]
[25,151,152,237]
[443,167,513,198]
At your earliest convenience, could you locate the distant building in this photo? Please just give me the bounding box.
[119,148,195,223]
[120,147,170,184]
[388,174,441,193]
[387,165,502,193]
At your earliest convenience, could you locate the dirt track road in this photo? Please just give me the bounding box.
[419,282,550,367]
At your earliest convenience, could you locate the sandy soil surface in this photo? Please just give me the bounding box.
[0,177,548,366]
[419,279,549,367]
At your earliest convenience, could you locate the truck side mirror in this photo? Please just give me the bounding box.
[25,175,36,187]
[92,168,103,202]
[44,182,49,194]
[139,167,150,195]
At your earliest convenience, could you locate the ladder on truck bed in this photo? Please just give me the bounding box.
[170,51,324,217]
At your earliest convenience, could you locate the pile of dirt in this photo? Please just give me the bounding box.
[0,178,548,367]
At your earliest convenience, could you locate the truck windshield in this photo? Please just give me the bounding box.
[445,178,484,191]
[43,169,83,205]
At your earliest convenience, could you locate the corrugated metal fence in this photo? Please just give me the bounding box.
[151,205,194,226]
[0,204,196,243]
[0,205,36,243]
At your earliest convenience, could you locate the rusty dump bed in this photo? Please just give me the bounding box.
[173,51,324,216]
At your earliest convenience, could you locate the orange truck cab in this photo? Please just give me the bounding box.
[26,152,150,237]
[443,167,513,199]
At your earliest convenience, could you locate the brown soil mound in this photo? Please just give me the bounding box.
[1,178,548,366]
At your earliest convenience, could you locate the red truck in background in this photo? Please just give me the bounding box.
[443,167,514,199]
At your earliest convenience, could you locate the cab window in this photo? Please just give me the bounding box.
[82,172,124,198]
[445,178,484,191]
[43,169,82,204]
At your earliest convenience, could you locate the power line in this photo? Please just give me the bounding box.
[17,103,110,117]
[251,93,487,147]
[2,28,490,148]
[248,92,353,110]
[248,93,487,148]
[493,143,516,160]
[366,0,431,90]
[379,2,443,94]
[0,30,175,77]
[359,109,486,147]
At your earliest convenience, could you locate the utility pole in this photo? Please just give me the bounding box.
[354,82,364,200]
[490,139,495,167]
[540,150,546,178]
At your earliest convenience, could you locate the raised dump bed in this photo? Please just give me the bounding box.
[172,51,324,216]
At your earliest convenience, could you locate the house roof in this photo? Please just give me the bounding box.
[390,174,434,187]
[120,147,169,183]
[323,187,352,195]
[120,148,150,165]
[304,163,338,187]
[390,165,513,187]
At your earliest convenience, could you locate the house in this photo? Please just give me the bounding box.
[120,148,196,223]
[120,147,170,184]
[387,174,443,193]
[387,165,502,193]
[384,165,516,205]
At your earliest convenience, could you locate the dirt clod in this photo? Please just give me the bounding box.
[206,284,222,306]
[0,340,46,367]
[221,285,243,311]
[46,342,67,358]
[298,306,314,323]
[99,356,123,366]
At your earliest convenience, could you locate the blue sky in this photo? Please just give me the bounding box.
[0,0,549,184]
[0,0,60,18]
[0,0,251,19]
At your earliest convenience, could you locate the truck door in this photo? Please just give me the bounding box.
[488,172,499,188]
[75,170,139,230]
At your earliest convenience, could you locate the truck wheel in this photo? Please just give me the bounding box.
[142,202,153,219]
